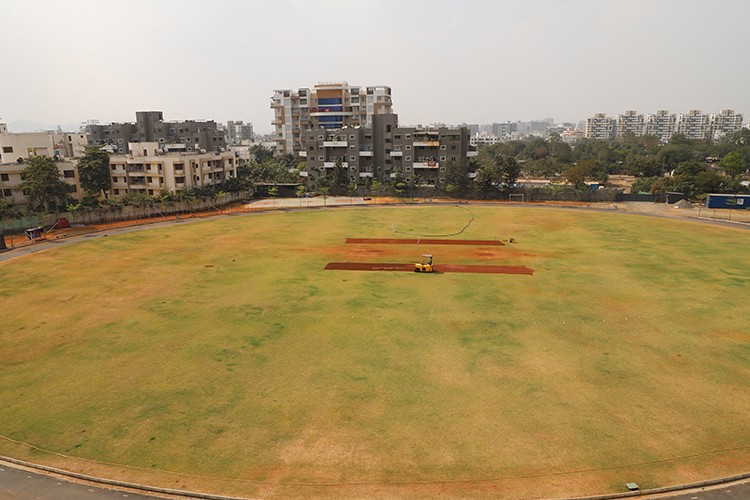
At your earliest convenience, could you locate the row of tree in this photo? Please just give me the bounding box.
[6,130,749,219]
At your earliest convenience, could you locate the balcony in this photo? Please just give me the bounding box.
[299,151,307,157]
[323,141,347,147]
[467,151,478,157]
[359,172,373,178]
[390,151,403,157]
[359,150,373,157]
[127,169,145,176]
[323,162,348,169]
[310,111,355,117]
[414,141,440,147]
[413,161,440,170]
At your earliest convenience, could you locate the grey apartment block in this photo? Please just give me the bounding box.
[303,113,473,187]
[87,111,226,154]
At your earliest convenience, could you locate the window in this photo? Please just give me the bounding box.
[63,170,75,178]
[186,138,192,142]
[350,166,356,172]
[2,146,12,153]
[405,134,411,139]
[405,145,412,150]
[349,135,355,140]
[350,145,355,149]
[318,135,324,140]
[439,178,445,183]
[440,145,446,150]
[114,189,120,195]
[394,134,401,140]
[309,146,314,151]
[350,156,356,162]
[1,173,9,181]
[318,156,324,161]
[405,156,412,161]
[451,145,456,150]
[440,156,446,161]
[2,188,12,196]
[405,167,412,172]
[439,167,446,172]
[406,178,411,183]
[111,165,117,171]
[117,138,123,144]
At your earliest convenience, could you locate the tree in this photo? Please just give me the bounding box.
[719,152,747,180]
[250,145,274,163]
[443,159,469,192]
[20,156,70,212]
[319,186,330,206]
[331,158,348,191]
[0,199,20,220]
[77,145,111,198]
[563,162,593,188]
[370,179,382,202]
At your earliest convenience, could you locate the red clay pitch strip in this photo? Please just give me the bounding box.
[345,238,504,246]
[325,262,534,275]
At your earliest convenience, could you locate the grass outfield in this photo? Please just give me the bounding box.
[0,206,749,498]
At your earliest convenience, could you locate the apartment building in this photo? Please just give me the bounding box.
[0,123,84,204]
[108,143,237,197]
[677,110,711,140]
[271,82,393,156]
[0,159,80,205]
[302,113,474,187]
[585,113,616,140]
[711,109,744,140]
[644,110,676,143]
[226,120,254,145]
[470,132,501,146]
[616,110,645,138]
[87,111,226,154]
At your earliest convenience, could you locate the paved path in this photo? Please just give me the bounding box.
[651,481,750,500]
[1,460,748,500]
[0,461,163,500]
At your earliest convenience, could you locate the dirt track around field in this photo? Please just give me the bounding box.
[325,262,534,274]
[345,237,504,245]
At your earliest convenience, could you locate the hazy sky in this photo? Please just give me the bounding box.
[2,0,748,133]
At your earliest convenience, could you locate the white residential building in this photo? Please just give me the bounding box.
[677,110,711,140]
[645,110,677,143]
[271,82,393,156]
[470,132,501,146]
[108,142,237,197]
[616,110,645,138]
[585,113,616,140]
[710,109,744,140]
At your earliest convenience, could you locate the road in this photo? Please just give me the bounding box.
[0,461,163,500]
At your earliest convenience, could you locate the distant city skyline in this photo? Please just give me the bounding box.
[2,0,748,134]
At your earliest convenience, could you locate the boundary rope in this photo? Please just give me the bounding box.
[391,204,475,238]
[2,434,749,487]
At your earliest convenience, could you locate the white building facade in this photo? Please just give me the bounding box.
[271,82,393,156]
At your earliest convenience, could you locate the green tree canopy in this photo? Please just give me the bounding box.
[20,156,71,212]
[719,152,746,180]
[77,145,111,198]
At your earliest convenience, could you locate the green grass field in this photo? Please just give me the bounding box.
[1,206,748,498]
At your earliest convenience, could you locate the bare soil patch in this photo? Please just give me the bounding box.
[346,238,504,245]
[325,262,534,274]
